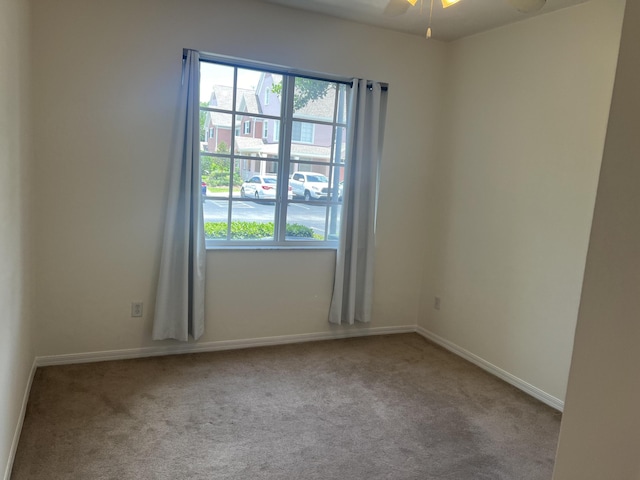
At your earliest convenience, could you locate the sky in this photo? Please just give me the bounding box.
[200,62,282,102]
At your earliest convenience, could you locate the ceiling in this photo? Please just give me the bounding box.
[258,0,590,41]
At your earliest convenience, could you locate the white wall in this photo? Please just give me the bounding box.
[419,0,625,402]
[0,0,33,476]
[32,0,447,356]
[553,0,640,477]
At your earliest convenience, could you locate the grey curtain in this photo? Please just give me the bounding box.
[152,50,206,341]
[329,79,386,325]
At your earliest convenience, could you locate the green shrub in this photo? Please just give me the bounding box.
[204,222,316,240]
[285,224,314,238]
[206,171,243,187]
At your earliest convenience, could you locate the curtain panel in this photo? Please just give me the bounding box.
[153,50,206,341]
[329,79,387,325]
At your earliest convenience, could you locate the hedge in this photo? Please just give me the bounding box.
[204,222,317,240]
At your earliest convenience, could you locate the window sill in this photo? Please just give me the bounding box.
[206,244,338,251]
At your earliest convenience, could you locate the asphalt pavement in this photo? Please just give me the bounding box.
[203,195,340,236]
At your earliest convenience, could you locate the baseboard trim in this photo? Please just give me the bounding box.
[4,357,37,480]
[35,326,564,412]
[415,326,564,412]
[36,325,416,367]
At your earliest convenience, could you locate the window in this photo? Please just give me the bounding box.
[292,121,314,143]
[265,89,270,105]
[273,120,280,142]
[200,58,349,247]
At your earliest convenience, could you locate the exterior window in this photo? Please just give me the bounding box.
[292,121,314,143]
[199,59,349,247]
[274,120,280,142]
[265,89,270,105]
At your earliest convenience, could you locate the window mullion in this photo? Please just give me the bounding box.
[226,67,238,240]
[276,75,295,243]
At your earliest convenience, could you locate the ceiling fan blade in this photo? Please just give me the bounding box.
[506,0,546,13]
[383,0,411,17]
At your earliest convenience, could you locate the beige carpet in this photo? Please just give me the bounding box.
[11,334,561,479]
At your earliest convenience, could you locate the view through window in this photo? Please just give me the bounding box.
[199,59,348,246]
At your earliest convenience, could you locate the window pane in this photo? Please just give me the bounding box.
[238,160,279,189]
[333,127,347,164]
[231,201,276,240]
[288,168,330,201]
[290,144,332,164]
[327,166,345,202]
[286,203,326,241]
[336,84,348,124]
[200,112,233,154]
[293,78,336,123]
[235,116,280,159]
[235,69,283,115]
[203,199,230,240]
[200,158,235,197]
[200,62,234,107]
[326,204,342,241]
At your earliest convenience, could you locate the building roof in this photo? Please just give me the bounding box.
[206,110,232,128]
[207,85,259,114]
[293,84,339,122]
[235,136,265,154]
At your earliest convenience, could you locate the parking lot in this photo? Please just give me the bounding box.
[203,196,340,237]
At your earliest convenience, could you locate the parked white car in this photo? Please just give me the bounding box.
[290,172,330,201]
[241,175,278,200]
[240,175,293,200]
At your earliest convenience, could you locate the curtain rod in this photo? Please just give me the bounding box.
[183,49,388,92]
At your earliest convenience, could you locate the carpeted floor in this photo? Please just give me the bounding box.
[11,334,561,479]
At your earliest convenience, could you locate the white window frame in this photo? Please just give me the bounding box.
[199,55,350,248]
[263,119,268,139]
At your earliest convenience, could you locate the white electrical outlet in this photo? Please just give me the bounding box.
[434,296,441,311]
[131,302,143,317]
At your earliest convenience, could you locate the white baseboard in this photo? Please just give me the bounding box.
[415,326,564,412]
[36,325,416,367]
[35,325,563,412]
[4,357,37,480]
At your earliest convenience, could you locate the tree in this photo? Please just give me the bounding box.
[271,78,332,110]
[205,142,241,186]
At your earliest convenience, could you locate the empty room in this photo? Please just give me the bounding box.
[2,0,639,478]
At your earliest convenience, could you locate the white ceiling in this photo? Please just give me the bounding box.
[258,0,590,41]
